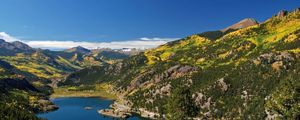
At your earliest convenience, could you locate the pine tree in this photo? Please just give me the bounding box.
[165,86,198,119]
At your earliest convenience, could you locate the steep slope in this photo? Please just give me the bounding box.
[197,18,258,41]
[11,41,33,51]
[222,18,259,32]
[63,8,300,119]
[0,39,34,56]
[0,61,58,120]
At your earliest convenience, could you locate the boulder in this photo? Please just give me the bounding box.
[217,78,229,92]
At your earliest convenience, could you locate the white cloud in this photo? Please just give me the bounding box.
[0,32,21,42]
[25,38,178,50]
[139,37,177,41]
[0,32,179,50]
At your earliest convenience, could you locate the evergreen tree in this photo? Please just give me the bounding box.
[165,86,198,120]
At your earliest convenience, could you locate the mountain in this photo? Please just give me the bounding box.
[91,48,135,60]
[0,39,34,55]
[63,8,300,119]
[197,18,259,41]
[64,46,91,54]
[11,41,33,51]
[0,40,135,119]
[222,18,259,32]
[0,39,139,120]
[0,40,136,83]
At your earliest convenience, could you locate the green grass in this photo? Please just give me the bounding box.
[51,84,117,99]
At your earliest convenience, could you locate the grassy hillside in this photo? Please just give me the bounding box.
[63,9,300,119]
[0,53,76,80]
[0,39,134,119]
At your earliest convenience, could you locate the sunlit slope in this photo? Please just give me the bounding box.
[64,9,300,119]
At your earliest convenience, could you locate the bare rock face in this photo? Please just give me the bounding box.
[254,52,295,71]
[222,18,259,32]
[277,10,288,17]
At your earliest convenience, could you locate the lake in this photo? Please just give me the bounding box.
[37,97,144,120]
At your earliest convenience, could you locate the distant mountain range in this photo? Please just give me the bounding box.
[0,8,299,120]
[0,38,143,88]
[0,39,34,55]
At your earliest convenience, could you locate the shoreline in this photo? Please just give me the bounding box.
[50,94,117,100]
[50,96,116,100]
[98,101,159,119]
[48,86,154,119]
[50,87,118,100]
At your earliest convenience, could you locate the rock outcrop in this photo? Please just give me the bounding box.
[36,99,59,112]
[217,78,229,92]
[254,52,295,71]
[154,65,198,83]
[277,10,288,17]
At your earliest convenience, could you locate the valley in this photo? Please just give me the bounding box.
[0,39,140,119]
[0,7,299,120]
[62,8,300,119]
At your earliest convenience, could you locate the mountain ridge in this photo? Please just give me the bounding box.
[197,18,259,41]
[222,18,259,32]
[64,46,91,54]
[62,8,300,119]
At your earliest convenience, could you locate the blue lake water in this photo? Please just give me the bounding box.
[37,97,144,120]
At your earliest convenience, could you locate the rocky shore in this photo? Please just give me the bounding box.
[35,99,59,112]
[98,101,132,119]
[98,101,160,119]
[98,109,132,119]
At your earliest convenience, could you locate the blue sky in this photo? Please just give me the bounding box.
[0,0,299,49]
